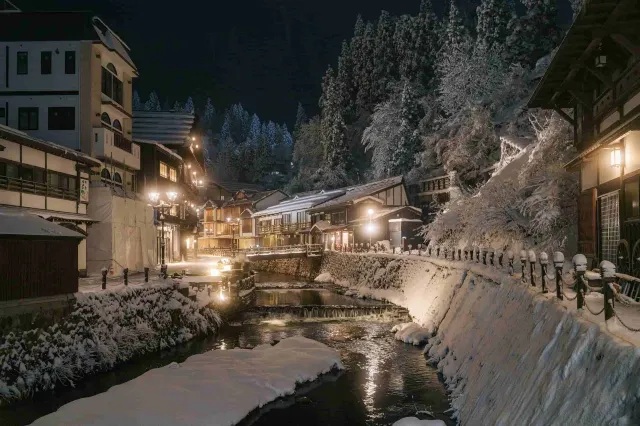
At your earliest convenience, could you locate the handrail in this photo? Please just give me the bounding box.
[0,175,78,200]
[257,222,311,235]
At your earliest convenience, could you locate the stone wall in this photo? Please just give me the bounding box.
[318,252,640,425]
[250,256,321,280]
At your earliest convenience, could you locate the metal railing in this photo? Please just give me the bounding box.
[113,132,132,153]
[245,244,323,256]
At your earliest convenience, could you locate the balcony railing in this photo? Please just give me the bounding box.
[258,222,311,235]
[0,176,78,200]
[113,132,132,154]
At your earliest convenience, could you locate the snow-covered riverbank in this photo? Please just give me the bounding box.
[0,283,220,403]
[318,252,640,425]
[30,336,343,426]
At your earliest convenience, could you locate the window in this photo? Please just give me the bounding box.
[0,107,5,119]
[34,169,45,183]
[101,64,123,104]
[16,52,28,74]
[625,179,639,219]
[169,167,177,182]
[21,166,33,181]
[47,171,59,187]
[48,107,75,130]
[65,51,75,74]
[159,161,168,178]
[221,195,225,201]
[18,107,38,130]
[69,176,76,191]
[112,119,122,132]
[113,172,122,184]
[101,168,111,180]
[101,112,111,126]
[282,214,291,224]
[41,51,52,74]
[0,162,19,179]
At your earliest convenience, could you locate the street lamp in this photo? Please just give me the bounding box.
[226,217,239,255]
[367,209,375,248]
[149,191,179,268]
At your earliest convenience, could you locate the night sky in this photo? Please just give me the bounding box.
[21,0,571,125]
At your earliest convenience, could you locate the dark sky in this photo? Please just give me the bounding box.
[21,0,571,125]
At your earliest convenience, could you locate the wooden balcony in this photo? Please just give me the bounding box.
[257,222,311,235]
[0,176,78,201]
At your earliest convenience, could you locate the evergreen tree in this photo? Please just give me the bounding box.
[143,91,161,111]
[444,0,468,50]
[132,90,142,110]
[246,114,261,147]
[219,116,231,144]
[319,66,350,184]
[392,81,421,175]
[336,40,355,120]
[183,96,195,114]
[372,11,397,101]
[475,0,512,50]
[394,15,415,81]
[172,101,182,111]
[355,22,377,110]
[266,121,277,147]
[411,0,439,87]
[294,102,308,134]
[203,98,216,126]
[505,0,561,68]
[162,99,170,111]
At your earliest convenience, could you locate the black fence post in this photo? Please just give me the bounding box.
[464,248,468,261]
[101,267,108,290]
[554,252,564,300]
[539,252,548,293]
[144,267,149,283]
[489,249,495,266]
[508,250,514,275]
[520,250,527,282]
[457,249,462,261]
[482,247,487,265]
[528,251,536,287]
[475,248,480,263]
[498,251,504,268]
[573,254,587,310]
[600,261,616,321]
[436,246,440,258]
[123,268,129,286]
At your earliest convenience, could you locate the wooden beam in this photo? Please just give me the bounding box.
[554,107,576,126]
[610,33,640,59]
[567,88,593,108]
[583,65,614,88]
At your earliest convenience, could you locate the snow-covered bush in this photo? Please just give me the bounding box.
[0,285,221,402]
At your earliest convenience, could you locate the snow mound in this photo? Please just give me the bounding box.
[392,322,431,345]
[31,337,343,426]
[393,417,446,426]
[314,272,334,283]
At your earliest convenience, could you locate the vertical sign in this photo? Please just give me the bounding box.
[80,178,89,202]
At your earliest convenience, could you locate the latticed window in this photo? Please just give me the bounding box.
[599,191,620,263]
[159,161,168,178]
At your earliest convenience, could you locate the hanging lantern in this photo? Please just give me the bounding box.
[595,43,607,68]
[610,147,623,167]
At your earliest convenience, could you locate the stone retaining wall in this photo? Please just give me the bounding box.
[249,256,321,280]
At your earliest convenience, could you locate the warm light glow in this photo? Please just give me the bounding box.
[196,208,200,213]
[198,180,203,185]
[610,148,623,167]
[191,136,196,141]
[187,164,192,169]
[148,192,160,203]
[227,217,231,222]
[366,223,376,234]
[195,144,199,149]
[367,208,374,216]
[218,290,226,301]
[209,268,220,277]
[223,265,231,271]
[192,171,197,175]
[166,191,178,202]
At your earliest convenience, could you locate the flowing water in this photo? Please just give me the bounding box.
[1,273,452,426]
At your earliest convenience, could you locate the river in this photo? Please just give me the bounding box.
[1,273,452,426]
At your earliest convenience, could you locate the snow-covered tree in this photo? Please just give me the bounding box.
[505,0,561,68]
[203,98,216,126]
[132,90,142,110]
[406,0,438,86]
[336,40,356,119]
[394,15,415,82]
[294,102,307,134]
[355,22,377,110]
[183,96,195,114]
[392,81,421,175]
[172,101,182,112]
[570,0,583,19]
[143,91,161,111]
[362,98,400,179]
[475,0,512,50]
[372,11,397,101]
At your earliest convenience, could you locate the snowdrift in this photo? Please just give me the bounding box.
[31,337,343,426]
[319,252,640,424]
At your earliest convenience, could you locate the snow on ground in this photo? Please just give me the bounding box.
[393,417,446,426]
[31,337,343,426]
[391,323,431,345]
[0,284,220,402]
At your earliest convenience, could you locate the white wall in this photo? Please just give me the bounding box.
[1,95,80,150]
[0,41,83,91]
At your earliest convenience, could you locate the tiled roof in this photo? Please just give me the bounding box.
[253,189,345,217]
[133,111,195,146]
[309,176,404,211]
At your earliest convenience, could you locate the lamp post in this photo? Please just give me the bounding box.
[227,217,239,256]
[149,191,178,267]
[367,208,374,247]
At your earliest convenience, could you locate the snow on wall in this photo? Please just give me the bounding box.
[0,283,221,402]
[319,253,640,424]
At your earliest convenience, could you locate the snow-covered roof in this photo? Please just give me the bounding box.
[133,111,195,146]
[0,208,84,239]
[309,176,404,211]
[0,124,101,167]
[92,17,137,72]
[135,140,183,162]
[349,206,422,223]
[253,189,345,217]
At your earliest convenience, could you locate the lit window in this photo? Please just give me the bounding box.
[159,162,168,178]
[169,167,177,182]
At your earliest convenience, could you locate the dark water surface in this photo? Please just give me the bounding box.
[1,280,452,426]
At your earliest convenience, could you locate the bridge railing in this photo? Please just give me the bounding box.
[370,243,640,333]
[245,244,323,257]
